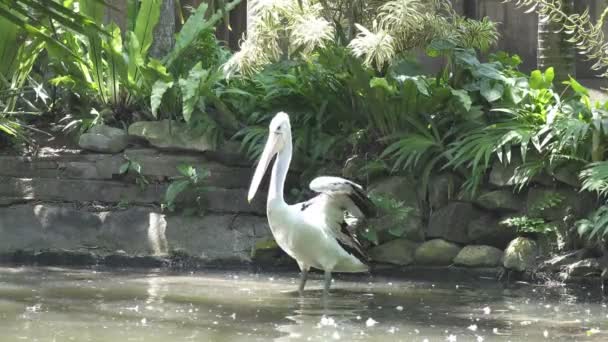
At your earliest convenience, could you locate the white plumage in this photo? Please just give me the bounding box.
[247,112,376,296]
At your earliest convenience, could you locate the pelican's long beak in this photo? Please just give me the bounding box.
[248,132,280,203]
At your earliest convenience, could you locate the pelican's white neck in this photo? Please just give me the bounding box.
[268,132,292,206]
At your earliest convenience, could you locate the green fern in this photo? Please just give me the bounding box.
[576,206,608,242]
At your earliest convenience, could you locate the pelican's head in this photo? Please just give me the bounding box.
[247,112,291,203]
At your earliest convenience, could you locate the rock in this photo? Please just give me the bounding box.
[427,202,482,244]
[369,176,420,213]
[0,177,264,214]
[475,190,522,212]
[489,160,518,187]
[166,214,270,263]
[128,120,214,152]
[369,176,424,242]
[539,250,587,272]
[526,187,595,221]
[503,237,538,271]
[79,124,128,153]
[369,239,419,265]
[0,204,270,264]
[553,162,582,188]
[368,213,424,244]
[467,214,518,249]
[251,238,295,267]
[414,239,461,266]
[453,245,503,267]
[428,173,462,210]
[561,258,603,279]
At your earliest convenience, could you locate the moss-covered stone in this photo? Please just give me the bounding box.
[369,239,419,265]
[467,214,517,249]
[475,190,522,212]
[414,239,461,266]
[427,202,482,244]
[503,237,538,271]
[454,245,503,267]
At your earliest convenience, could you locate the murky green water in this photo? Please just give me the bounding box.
[0,266,607,341]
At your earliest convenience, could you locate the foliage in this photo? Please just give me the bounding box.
[164,164,210,212]
[224,0,499,75]
[50,0,167,127]
[0,14,46,140]
[150,1,244,147]
[0,0,106,56]
[505,0,608,77]
[361,194,413,245]
[118,156,149,190]
[501,216,556,235]
[576,206,608,242]
[580,161,608,196]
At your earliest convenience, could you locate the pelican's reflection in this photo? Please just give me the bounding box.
[145,275,169,310]
[274,290,373,341]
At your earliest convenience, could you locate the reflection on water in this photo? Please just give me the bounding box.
[0,266,607,341]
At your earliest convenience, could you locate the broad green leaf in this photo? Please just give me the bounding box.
[529,70,544,89]
[480,79,504,102]
[370,77,395,94]
[133,0,161,58]
[104,23,127,105]
[564,76,589,96]
[178,62,209,122]
[119,162,130,174]
[164,0,242,67]
[451,89,472,112]
[127,31,144,83]
[150,80,174,117]
[0,16,20,77]
[544,67,555,84]
[165,179,191,208]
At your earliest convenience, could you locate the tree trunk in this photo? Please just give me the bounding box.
[537,0,576,83]
[150,0,176,59]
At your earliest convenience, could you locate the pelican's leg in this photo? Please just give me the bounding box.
[298,268,309,295]
[323,270,332,299]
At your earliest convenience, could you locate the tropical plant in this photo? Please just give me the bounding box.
[224,0,499,75]
[505,0,608,77]
[0,15,46,140]
[50,0,167,125]
[361,194,413,245]
[150,0,244,147]
[0,0,106,54]
[118,156,149,190]
[164,164,210,212]
[576,206,608,243]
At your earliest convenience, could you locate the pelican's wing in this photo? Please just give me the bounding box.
[302,176,377,261]
[309,176,376,218]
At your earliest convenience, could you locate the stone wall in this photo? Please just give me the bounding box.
[0,146,273,266]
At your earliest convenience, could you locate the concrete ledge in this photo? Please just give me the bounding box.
[0,204,271,264]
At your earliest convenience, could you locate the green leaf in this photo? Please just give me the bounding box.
[163,0,242,67]
[480,79,504,102]
[119,162,130,174]
[564,76,589,96]
[529,70,544,90]
[544,67,555,84]
[133,0,161,58]
[150,80,174,117]
[178,62,209,122]
[370,77,395,94]
[451,89,472,112]
[165,179,191,208]
[127,31,144,83]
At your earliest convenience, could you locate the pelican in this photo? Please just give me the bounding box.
[247,112,376,297]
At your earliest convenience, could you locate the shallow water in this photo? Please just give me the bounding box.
[0,266,607,341]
